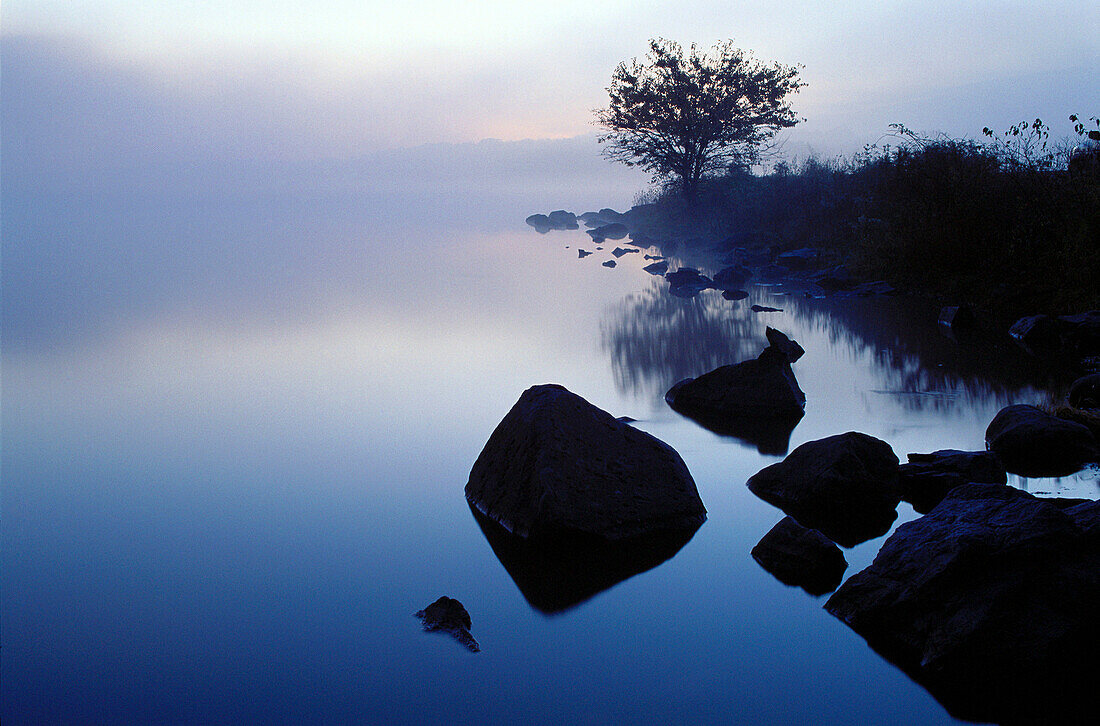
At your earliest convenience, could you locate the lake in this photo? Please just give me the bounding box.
[3,144,1097,724]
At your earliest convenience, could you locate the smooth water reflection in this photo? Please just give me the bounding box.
[5,168,1097,723]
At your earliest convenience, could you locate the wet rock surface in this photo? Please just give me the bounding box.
[416,596,480,652]
[898,449,1007,514]
[751,517,847,596]
[985,404,1098,476]
[826,485,1100,725]
[466,384,706,541]
[746,432,900,547]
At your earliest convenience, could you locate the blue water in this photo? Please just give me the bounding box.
[4,150,1096,724]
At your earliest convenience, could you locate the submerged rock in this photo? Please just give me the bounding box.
[751,517,848,596]
[643,260,669,276]
[416,596,480,652]
[746,432,900,547]
[985,404,1098,476]
[466,384,706,541]
[898,449,1006,514]
[826,485,1100,725]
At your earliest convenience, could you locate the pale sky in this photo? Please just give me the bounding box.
[5,1,1099,159]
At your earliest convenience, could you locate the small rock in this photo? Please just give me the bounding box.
[611,247,639,258]
[578,249,592,258]
[416,596,480,652]
[751,304,783,313]
[722,289,749,301]
[751,516,848,596]
[643,260,669,276]
[602,260,617,268]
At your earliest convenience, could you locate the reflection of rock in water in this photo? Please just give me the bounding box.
[470,504,701,614]
[667,403,802,455]
[600,279,760,399]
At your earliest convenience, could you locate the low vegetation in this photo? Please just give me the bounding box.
[638,117,1100,322]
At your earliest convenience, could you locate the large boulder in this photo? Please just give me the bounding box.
[466,384,706,541]
[1009,311,1100,357]
[751,517,847,596]
[826,485,1100,725]
[985,404,1098,476]
[746,432,900,547]
[898,449,1006,514]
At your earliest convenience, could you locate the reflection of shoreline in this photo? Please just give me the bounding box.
[600,259,1066,414]
[469,504,701,615]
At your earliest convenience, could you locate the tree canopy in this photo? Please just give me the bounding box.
[595,39,804,199]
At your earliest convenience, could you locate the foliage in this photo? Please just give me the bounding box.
[637,115,1100,321]
[595,39,804,200]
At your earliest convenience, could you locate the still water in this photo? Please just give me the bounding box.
[4,163,1096,724]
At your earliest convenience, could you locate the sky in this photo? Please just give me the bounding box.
[6,0,1099,165]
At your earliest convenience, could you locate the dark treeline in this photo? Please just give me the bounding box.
[640,120,1100,323]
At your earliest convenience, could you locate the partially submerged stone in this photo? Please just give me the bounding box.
[765,327,804,363]
[746,432,900,547]
[751,304,783,313]
[898,449,1006,514]
[826,485,1099,725]
[642,260,669,276]
[587,223,628,242]
[665,268,713,298]
[547,210,578,230]
[712,265,752,290]
[416,596,480,652]
[466,384,706,541]
[602,260,617,268]
[722,289,749,301]
[611,247,639,258]
[985,404,1098,476]
[577,249,592,258]
[751,517,847,596]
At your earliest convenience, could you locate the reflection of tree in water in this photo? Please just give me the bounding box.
[602,271,1066,412]
[600,278,762,399]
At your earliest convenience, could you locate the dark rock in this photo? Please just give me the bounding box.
[746,432,900,547]
[627,232,657,247]
[547,210,578,229]
[722,289,749,301]
[814,266,858,292]
[712,265,752,290]
[587,223,629,243]
[577,249,592,258]
[1008,314,1060,351]
[765,327,804,363]
[470,504,700,614]
[751,304,783,313]
[825,484,1099,725]
[985,404,1098,476]
[577,211,603,225]
[665,268,714,298]
[937,305,974,330]
[1057,310,1100,356]
[644,254,664,261]
[616,416,637,424]
[776,247,820,270]
[466,384,706,541]
[416,596,480,652]
[851,280,896,296]
[1069,372,1100,409]
[898,449,1007,514]
[611,247,639,258]
[643,261,669,276]
[525,213,552,233]
[597,207,624,222]
[751,517,848,596]
[602,260,617,268]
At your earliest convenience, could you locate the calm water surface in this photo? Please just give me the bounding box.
[4,169,1097,724]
